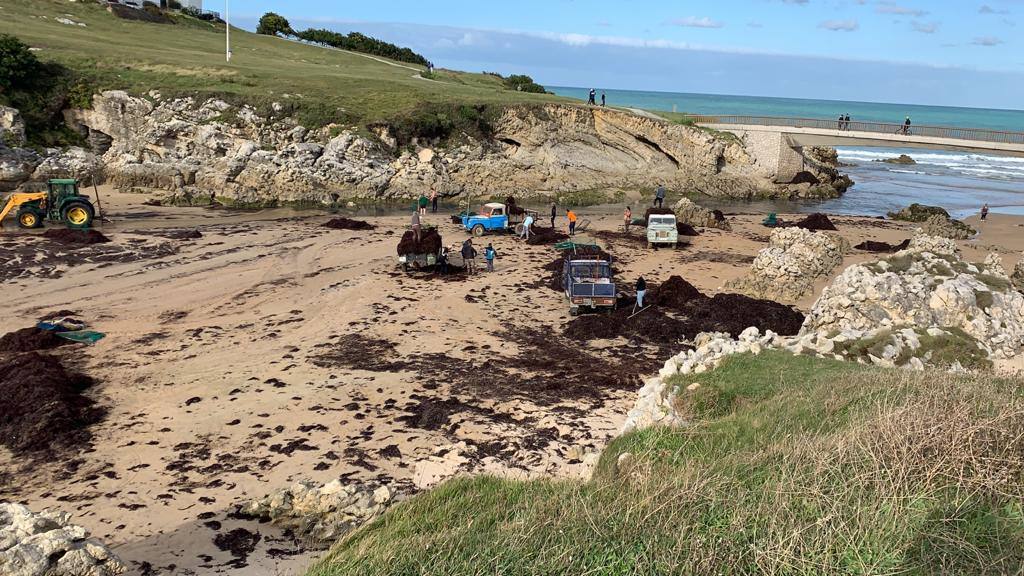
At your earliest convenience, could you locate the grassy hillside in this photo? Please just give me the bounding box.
[0,0,561,128]
[309,352,1024,575]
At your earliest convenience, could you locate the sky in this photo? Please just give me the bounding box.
[215,0,1024,110]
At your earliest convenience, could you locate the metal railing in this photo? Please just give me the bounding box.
[685,115,1024,145]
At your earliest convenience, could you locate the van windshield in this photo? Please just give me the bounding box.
[570,263,610,279]
[649,216,675,226]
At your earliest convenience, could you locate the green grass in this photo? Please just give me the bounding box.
[309,352,1024,575]
[0,0,564,128]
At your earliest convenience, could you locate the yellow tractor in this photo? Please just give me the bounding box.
[0,179,96,229]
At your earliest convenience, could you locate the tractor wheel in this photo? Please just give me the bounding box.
[61,201,95,229]
[17,210,42,229]
[472,224,485,237]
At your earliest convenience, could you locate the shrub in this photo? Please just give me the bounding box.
[0,33,40,93]
[503,74,547,93]
[0,33,90,147]
[383,103,496,148]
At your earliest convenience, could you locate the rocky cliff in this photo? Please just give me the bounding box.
[1,93,850,203]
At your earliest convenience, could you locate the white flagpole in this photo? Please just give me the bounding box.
[225,0,231,62]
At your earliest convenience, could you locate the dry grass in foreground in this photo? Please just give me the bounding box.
[308,352,1024,575]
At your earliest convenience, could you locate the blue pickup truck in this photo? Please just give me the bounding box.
[461,202,535,237]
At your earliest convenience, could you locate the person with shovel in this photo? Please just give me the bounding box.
[634,276,647,312]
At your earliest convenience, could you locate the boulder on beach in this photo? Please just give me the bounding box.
[725,227,849,302]
[887,203,950,222]
[804,234,1024,359]
[0,502,126,576]
[671,197,730,230]
[887,203,975,240]
[922,213,975,240]
[1013,254,1024,292]
[239,479,396,543]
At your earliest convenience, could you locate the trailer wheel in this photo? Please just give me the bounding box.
[472,224,485,237]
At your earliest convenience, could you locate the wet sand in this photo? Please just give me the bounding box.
[2,187,1022,576]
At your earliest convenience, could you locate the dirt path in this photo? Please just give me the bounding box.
[2,189,1022,576]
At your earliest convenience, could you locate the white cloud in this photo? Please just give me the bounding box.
[911,20,938,33]
[972,35,1005,45]
[819,19,859,31]
[669,16,724,29]
[747,21,764,28]
[979,5,1009,14]
[876,2,927,17]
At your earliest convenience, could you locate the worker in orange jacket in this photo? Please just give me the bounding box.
[566,209,578,236]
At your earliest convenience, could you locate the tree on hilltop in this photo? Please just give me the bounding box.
[256,12,294,37]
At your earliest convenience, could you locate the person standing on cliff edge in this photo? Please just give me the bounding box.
[588,88,596,105]
[601,93,606,107]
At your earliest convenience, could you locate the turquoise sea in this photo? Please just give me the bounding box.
[549,87,1024,218]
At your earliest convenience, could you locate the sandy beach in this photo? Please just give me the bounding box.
[2,187,1023,576]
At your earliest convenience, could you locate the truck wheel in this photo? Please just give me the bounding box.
[569,306,579,317]
[472,224,485,237]
[62,201,95,229]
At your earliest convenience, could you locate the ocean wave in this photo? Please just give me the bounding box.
[887,169,929,175]
[839,148,1024,180]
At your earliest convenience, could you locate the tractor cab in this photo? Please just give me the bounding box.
[0,178,96,229]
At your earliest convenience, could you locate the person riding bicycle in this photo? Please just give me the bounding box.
[901,116,911,135]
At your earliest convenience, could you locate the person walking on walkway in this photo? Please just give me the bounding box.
[411,209,422,243]
[461,238,477,274]
[550,202,557,228]
[484,243,497,272]
[981,203,990,221]
[654,184,666,208]
[844,114,851,130]
[566,209,578,236]
[430,188,438,213]
[623,206,632,233]
[418,193,429,215]
[837,114,844,130]
[634,276,647,312]
[521,213,534,240]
